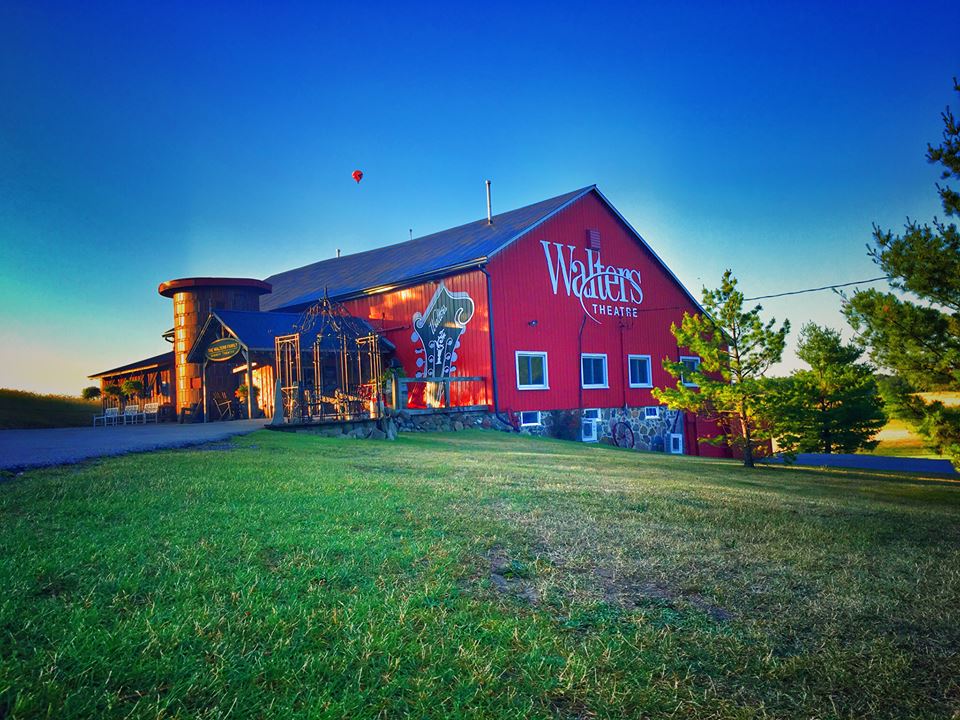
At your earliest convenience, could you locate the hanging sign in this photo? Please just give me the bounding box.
[206,338,241,362]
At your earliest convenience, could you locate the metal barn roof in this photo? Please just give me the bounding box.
[89,351,175,379]
[260,186,596,311]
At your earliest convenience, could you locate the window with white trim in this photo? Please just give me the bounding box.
[580,354,608,389]
[669,433,684,454]
[628,354,652,388]
[644,406,661,419]
[516,351,548,390]
[680,356,701,387]
[519,411,542,427]
[581,409,600,442]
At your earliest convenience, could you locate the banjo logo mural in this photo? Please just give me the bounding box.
[411,283,476,405]
[540,240,644,323]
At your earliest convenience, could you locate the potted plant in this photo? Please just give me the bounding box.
[102,383,122,409]
[235,384,260,417]
[121,380,145,408]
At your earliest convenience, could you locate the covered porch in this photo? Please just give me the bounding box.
[187,309,395,423]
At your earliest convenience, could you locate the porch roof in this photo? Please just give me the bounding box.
[186,310,393,364]
[89,351,174,379]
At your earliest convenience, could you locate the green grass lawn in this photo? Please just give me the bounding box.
[0,389,100,429]
[1,431,959,719]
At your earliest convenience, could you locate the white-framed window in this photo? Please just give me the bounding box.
[516,351,548,390]
[581,408,600,442]
[644,406,661,419]
[669,433,684,454]
[581,419,598,442]
[519,410,542,427]
[628,354,652,388]
[680,356,701,387]
[580,353,608,389]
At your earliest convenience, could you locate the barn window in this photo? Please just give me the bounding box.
[516,351,548,390]
[680,356,701,387]
[669,433,685,454]
[628,355,652,388]
[644,406,661,419]
[580,354,608,389]
[519,411,542,427]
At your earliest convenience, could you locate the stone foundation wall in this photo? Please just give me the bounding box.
[596,406,684,451]
[529,407,683,452]
[267,408,513,440]
[267,405,683,452]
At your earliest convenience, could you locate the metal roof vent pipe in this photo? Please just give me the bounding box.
[336,248,341,258]
[486,180,493,224]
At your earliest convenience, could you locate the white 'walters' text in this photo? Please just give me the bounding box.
[540,241,643,304]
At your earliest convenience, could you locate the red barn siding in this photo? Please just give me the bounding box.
[340,270,492,408]
[486,191,725,455]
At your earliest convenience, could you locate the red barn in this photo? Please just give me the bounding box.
[258,185,728,457]
[91,185,729,456]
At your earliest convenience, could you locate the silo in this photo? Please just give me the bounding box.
[158,278,272,412]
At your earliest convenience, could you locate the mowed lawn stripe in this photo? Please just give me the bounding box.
[0,430,958,719]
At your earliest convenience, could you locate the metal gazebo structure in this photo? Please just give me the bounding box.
[274,296,390,423]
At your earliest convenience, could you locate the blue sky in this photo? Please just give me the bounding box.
[1,1,957,394]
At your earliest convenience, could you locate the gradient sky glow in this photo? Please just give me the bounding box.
[1,1,958,394]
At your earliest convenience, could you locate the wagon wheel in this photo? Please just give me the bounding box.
[612,421,634,449]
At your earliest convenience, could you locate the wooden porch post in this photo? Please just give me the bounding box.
[201,359,208,423]
[244,346,254,420]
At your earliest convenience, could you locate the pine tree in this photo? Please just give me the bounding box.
[844,79,960,466]
[653,270,789,468]
[772,324,886,454]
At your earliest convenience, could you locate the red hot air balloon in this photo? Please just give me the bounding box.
[352,169,363,183]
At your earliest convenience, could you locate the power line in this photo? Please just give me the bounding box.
[591,276,891,315]
[583,276,891,316]
[744,276,889,301]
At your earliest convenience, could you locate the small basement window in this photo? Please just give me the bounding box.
[516,351,548,390]
[519,411,542,427]
[680,356,701,387]
[581,354,608,389]
[628,354,652,388]
[644,406,661,419]
[669,433,684,454]
[582,408,601,420]
[581,418,598,442]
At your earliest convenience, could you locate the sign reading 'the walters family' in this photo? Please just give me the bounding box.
[206,337,242,362]
[411,282,476,380]
[540,240,644,323]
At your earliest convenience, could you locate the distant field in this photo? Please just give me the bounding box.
[919,391,960,407]
[0,388,100,429]
[867,418,943,458]
[1,431,958,718]
[865,392,959,459]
